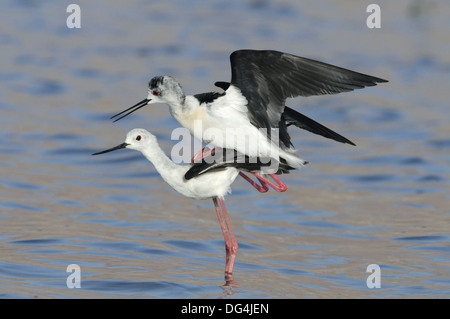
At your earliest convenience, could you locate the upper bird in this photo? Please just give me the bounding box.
[111,49,387,173]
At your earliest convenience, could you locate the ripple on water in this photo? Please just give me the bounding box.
[23,78,67,95]
[162,240,217,254]
[79,280,206,298]
[349,174,395,183]
[0,261,59,280]
[0,202,48,213]
[8,238,66,247]
[392,235,450,263]
[428,139,450,149]
[416,175,444,182]
[2,181,47,191]
[393,235,450,242]
[350,154,432,168]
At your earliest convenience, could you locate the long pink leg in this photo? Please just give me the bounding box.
[213,197,238,275]
[219,198,238,275]
[213,198,230,270]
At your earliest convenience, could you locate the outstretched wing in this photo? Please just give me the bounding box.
[229,49,388,130]
[215,82,356,146]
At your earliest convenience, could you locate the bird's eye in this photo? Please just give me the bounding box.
[136,135,141,141]
[152,90,159,96]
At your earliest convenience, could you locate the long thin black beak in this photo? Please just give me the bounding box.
[92,142,129,155]
[110,98,150,122]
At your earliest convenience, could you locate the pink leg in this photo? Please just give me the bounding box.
[192,147,215,164]
[213,198,230,252]
[219,198,238,275]
[239,172,269,193]
[213,197,238,275]
[252,173,287,192]
[240,172,287,192]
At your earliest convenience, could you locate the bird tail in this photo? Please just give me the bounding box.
[256,127,308,173]
[283,107,356,145]
[278,148,308,170]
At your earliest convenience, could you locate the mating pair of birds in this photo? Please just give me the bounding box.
[93,50,387,277]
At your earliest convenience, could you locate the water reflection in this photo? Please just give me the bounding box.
[222,274,238,297]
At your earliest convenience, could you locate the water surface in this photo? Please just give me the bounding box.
[0,0,449,298]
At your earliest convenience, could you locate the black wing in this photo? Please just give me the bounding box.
[184,148,293,180]
[215,81,356,146]
[229,49,388,130]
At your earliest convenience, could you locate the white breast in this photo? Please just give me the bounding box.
[172,86,305,170]
[165,166,239,200]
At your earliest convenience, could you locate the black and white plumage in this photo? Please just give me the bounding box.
[111,50,387,173]
[214,81,355,147]
[185,147,294,180]
[92,129,236,200]
[226,50,386,132]
[92,128,288,276]
[92,129,289,199]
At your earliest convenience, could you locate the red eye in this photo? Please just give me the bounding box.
[136,135,141,141]
[153,90,159,96]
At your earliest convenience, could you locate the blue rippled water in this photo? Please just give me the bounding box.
[0,0,449,299]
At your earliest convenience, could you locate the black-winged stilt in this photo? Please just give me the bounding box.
[92,128,294,278]
[111,49,387,188]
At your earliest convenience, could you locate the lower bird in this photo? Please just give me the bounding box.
[92,128,293,278]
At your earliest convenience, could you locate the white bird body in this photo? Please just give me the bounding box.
[95,129,239,200]
[142,147,239,200]
[168,85,305,170]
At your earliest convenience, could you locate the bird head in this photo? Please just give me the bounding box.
[111,75,185,122]
[92,128,157,155]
